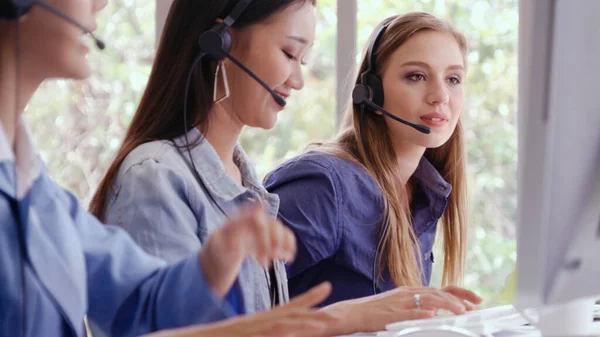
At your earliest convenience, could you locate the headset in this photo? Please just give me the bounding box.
[177,0,283,308]
[352,22,430,134]
[1,0,105,49]
[0,0,31,19]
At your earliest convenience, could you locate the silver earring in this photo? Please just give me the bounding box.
[213,60,230,103]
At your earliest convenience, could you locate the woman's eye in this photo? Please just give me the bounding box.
[406,73,425,81]
[282,50,296,60]
[448,76,461,84]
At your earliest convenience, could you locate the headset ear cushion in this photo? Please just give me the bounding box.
[352,83,370,105]
[366,73,384,106]
[0,0,34,20]
[198,23,231,61]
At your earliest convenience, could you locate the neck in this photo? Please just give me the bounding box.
[201,101,244,170]
[392,139,426,186]
[0,28,42,148]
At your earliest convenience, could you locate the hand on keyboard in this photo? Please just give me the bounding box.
[324,285,483,334]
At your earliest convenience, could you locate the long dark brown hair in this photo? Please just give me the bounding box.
[90,0,316,221]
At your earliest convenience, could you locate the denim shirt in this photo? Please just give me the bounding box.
[0,120,234,337]
[264,151,451,306]
[104,128,289,314]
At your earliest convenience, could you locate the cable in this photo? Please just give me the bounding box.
[178,53,230,219]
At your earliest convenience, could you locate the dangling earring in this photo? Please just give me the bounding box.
[213,60,230,103]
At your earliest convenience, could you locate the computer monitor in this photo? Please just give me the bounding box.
[517,0,600,335]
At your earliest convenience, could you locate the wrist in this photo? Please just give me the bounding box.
[321,300,362,335]
[198,250,227,299]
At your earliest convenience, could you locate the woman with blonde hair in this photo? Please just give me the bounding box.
[265,11,472,306]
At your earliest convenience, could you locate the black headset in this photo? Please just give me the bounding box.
[0,0,106,49]
[0,0,34,20]
[198,0,252,60]
[352,20,430,134]
[352,22,391,110]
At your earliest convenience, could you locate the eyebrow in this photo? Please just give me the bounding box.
[400,60,464,71]
[287,35,310,45]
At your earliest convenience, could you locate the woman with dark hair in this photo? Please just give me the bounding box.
[91,1,481,335]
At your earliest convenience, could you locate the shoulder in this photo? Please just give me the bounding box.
[265,151,377,193]
[267,151,355,180]
[120,141,172,175]
[109,140,199,201]
[116,140,196,182]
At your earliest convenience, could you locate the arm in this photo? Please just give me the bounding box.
[49,184,235,337]
[47,171,299,337]
[264,158,341,276]
[139,282,340,337]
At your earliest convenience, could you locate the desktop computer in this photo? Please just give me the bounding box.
[516,0,600,335]
[380,0,600,336]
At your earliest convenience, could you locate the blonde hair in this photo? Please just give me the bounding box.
[312,12,469,287]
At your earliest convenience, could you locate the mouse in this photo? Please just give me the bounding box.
[389,325,481,337]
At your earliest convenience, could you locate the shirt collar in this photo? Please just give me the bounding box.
[411,156,452,198]
[172,128,272,203]
[0,118,42,198]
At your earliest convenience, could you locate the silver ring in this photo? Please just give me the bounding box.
[414,293,421,310]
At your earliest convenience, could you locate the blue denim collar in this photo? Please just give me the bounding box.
[172,128,279,217]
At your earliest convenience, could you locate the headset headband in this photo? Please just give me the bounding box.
[223,0,251,27]
[360,22,391,84]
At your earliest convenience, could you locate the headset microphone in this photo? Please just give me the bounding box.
[0,0,106,50]
[197,41,286,107]
[352,84,431,134]
[36,1,105,50]
[352,22,430,135]
[197,0,286,107]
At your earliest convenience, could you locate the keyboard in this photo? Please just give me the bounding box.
[383,305,531,336]
[337,305,600,337]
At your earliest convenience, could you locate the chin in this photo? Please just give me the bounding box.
[71,63,92,80]
[260,118,278,130]
[66,53,92,78]
[422,136,451,149]
[258,109,280,130]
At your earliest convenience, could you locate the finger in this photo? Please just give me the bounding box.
[464,300,478,311]
[278,223,297,262]
[286,282,332,309]
[418,292,466,314]
[251,206,272,268]
[443,285,483,305]
[269,218,286,257]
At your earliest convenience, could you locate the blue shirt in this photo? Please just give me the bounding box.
[264,151,451,306]
[0,120,234,337]
[103,128,289,314]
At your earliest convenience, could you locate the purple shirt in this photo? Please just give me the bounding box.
[264,151,451,306]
